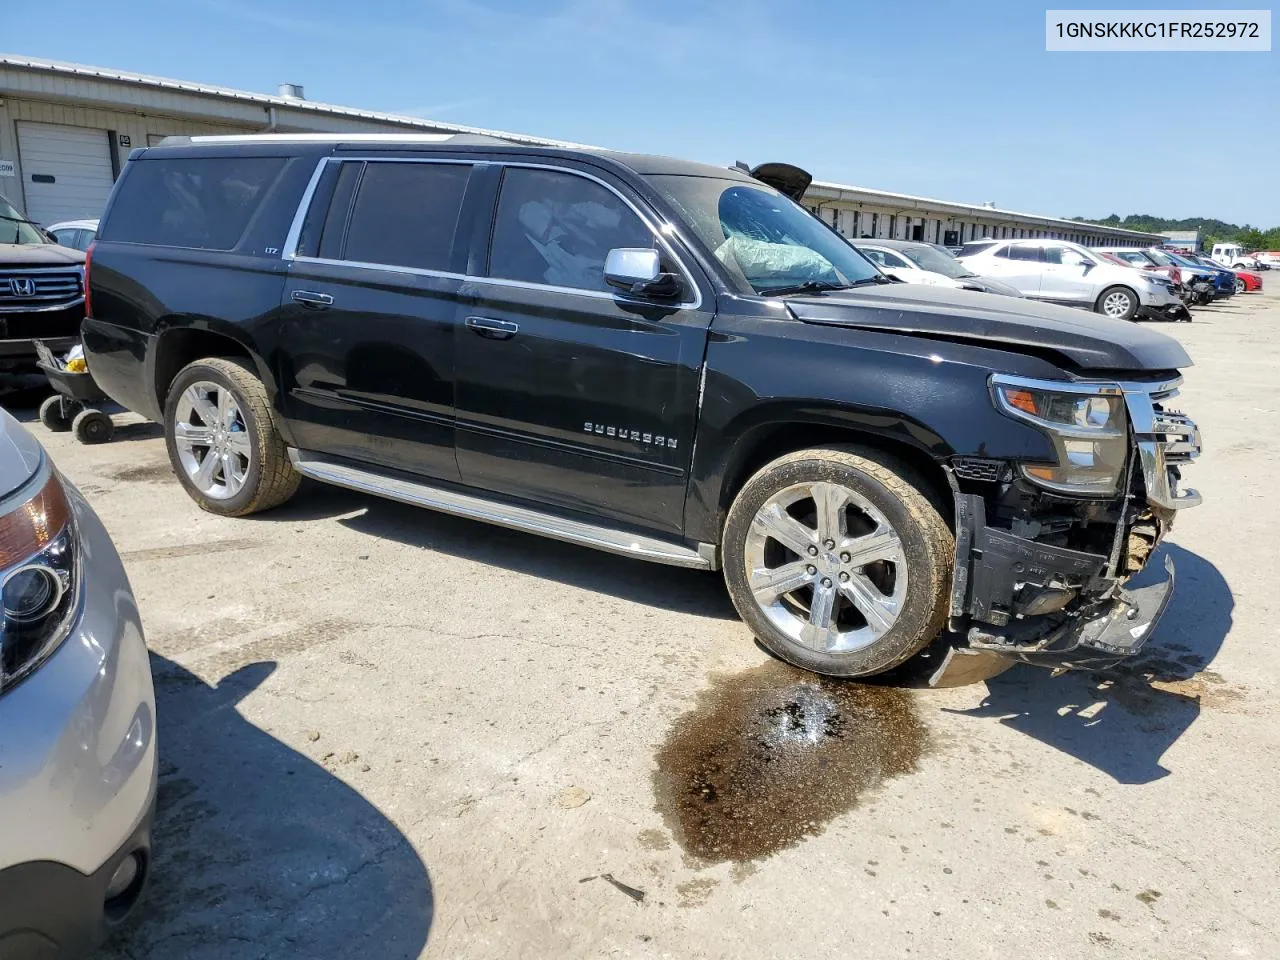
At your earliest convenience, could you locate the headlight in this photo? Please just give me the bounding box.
[991,377,1129,496]
[1,470,80,694]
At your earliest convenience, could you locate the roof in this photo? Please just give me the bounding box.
[1159,230,1200,241]
[807,178,1163,241]
[0,54,595,150]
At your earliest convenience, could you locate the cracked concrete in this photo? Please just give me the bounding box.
[6,288,1277,959]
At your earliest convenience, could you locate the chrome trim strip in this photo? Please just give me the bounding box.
[281,157,332,260]
[288,449,713,569]
[281,156,702,309]
[0,297,85,314]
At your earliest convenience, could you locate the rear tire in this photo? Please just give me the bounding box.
[71,408,113,444]
[38,395,74,432]
[1096,286,1139,321]
[163,357,300,516]
[722,445,953,678]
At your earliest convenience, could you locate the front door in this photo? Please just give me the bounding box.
[453,165,712,537]
[1039,244,1099,305]
[277,158,474,481]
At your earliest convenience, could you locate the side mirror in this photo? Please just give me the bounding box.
[604,248,681,298]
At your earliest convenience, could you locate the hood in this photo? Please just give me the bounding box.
[0,242,86,267]
[0,409,45,501]
[784,283,1192,371]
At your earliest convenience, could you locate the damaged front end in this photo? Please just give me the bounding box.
[934,375,1201,684]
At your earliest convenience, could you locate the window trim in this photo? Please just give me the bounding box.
[282,156,702,310]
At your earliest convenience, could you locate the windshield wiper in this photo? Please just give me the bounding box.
[760,279,860,296]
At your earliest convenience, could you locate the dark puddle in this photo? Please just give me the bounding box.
[653,661,928,864]
[106,462,173,483]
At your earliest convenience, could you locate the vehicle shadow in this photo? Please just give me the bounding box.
[253,482,739,621]
[103,654,433,960]
[940,543,1232,784]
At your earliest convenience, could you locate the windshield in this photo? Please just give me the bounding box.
[899,244,972,279]
[0,194,46,245]
[646,175,881,294]
[1163,250,1208,269]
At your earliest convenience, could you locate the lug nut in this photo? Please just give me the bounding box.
[806,565,817,576]
[840,551,851,563]
[839,571,850,583]
[821,577,833,588]
[807,545,819,556]
[823,539,836,549]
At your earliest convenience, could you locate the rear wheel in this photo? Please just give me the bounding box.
[163,357,300,516]
[722,445,953,678]
[1096,286,1139,321]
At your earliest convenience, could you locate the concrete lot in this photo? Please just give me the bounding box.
[9,289,1279,959]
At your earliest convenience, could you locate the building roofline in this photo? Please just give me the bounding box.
[807,178,1163,241]
[0,54,596,149]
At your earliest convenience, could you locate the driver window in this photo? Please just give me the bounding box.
[860,248,889,266]
[488,167,653,292]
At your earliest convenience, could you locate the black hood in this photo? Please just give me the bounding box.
[785,284,1191,371]
[0,242,85,267]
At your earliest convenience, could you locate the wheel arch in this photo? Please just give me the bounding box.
[695,406,955,546]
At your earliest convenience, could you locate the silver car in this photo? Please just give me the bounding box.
[958,238,1186,321]
[0,409,156,956]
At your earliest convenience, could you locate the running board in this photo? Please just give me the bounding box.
[288,450,717,570]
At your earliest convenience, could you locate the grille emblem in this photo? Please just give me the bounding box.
[9,277,36,297]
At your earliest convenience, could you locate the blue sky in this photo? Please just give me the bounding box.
[9,0,1279,224]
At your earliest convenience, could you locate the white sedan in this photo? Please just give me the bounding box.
[46,218,99,251]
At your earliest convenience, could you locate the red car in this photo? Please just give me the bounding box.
[1189,256,1262,293]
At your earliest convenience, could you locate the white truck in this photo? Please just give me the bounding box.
[1210,243,1264,270]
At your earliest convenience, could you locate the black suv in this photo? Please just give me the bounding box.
[82,135,1202,681]
[1,191,84,374]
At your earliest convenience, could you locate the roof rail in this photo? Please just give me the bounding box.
[161,132,516,146]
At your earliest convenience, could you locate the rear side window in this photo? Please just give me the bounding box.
[487,167,652,292]
[340,162,471,271]
[102,157,286,250]
[958,240,997,257]
[997,244,1042,261]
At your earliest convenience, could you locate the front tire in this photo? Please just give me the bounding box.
[1096,286,1139,321]
[1234,278,1246,294]
[71,408,113,444]
[39,395,74,432]
[163,357,300,516]
[722,445,954,678]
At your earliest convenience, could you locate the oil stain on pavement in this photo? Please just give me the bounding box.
[653,661,928,863]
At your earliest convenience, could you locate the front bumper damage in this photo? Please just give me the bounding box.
[934,379,1200,684]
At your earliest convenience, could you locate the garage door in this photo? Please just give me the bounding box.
[16,121,115,226]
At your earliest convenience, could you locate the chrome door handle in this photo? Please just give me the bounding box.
[292,290,334,308]
[465,316,519,340]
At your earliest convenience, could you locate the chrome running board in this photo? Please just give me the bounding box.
[288,449,717,570]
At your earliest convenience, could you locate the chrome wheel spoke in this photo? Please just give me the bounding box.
[184,385,219,427]
[194,448,220,488]
[840,572,897,636]
[221,452,244,495]
[843,526,904,568]
[225,430,251,457]
[813,481,849,545]
[173,421,214,448]
[752,503,816,558]
[750,561,814,603]
[800,579,839,650]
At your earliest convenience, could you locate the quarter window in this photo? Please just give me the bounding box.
[342,162,471,271]
[488,167,652,292]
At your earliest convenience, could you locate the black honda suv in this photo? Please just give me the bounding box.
[1,191,84,374]
[81,134,1202,682]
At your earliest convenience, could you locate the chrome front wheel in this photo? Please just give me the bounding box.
[172,380,251,500]
[744,481,909,654]
[722,446,953,678]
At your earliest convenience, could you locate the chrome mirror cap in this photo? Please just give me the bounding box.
[604,248,660,287]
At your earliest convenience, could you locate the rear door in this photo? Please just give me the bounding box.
[277,157,474,481]
[984,243,1045,296]
[452,163,712,537]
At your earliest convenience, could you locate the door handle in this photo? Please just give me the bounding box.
[292,290,334,309]
[465,316,519,340]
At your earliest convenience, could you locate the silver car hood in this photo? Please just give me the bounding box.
[0,408,45,501]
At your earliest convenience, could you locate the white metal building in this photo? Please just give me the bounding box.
[1,55,1162,249]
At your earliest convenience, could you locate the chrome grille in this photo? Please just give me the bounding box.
[1122,380,1202,511]
[0,268,84,312]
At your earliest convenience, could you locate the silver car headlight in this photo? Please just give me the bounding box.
[990,376,1129,496]
[1,470,81,694]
